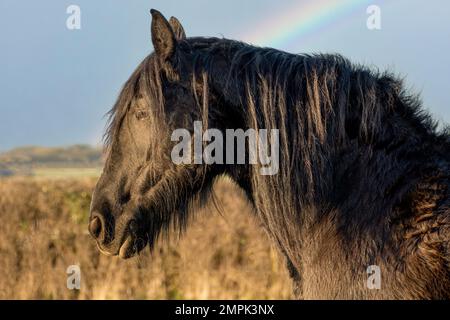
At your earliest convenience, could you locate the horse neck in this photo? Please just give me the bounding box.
[207,46,441,234]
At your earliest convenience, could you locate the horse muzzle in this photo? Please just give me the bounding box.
[89,211,148,259]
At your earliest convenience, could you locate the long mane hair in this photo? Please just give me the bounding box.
[104,36,450,251]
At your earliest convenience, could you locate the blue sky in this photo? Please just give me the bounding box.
[0,0,449,150]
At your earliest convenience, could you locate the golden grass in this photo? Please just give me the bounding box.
[0,176,292,299]
[31,167,103,179]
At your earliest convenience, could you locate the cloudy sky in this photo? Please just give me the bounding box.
[0,0,449,150]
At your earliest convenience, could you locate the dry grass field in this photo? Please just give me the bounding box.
[0,176,292,299]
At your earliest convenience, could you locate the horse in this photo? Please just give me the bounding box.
[89,9,450,299]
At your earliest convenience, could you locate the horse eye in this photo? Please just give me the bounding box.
[135,109,149,120]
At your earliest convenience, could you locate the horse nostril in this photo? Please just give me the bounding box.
[89,216,102,239]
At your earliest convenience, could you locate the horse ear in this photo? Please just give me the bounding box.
[150,9,176,61]
[169,16,186,40]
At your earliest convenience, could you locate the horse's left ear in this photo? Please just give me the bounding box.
[150,9,176,61]
[169,16,186,40]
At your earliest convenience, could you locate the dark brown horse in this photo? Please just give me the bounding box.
[89,9,450,299]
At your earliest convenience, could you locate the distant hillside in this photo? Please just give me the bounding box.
[0,145,104,168]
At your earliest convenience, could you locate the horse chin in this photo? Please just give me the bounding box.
[95,230,148,259]
[118,235,136,259]
[118,232,148,259]
[96,243,116,257]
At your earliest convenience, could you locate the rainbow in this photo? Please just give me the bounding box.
[241,0,375,48]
